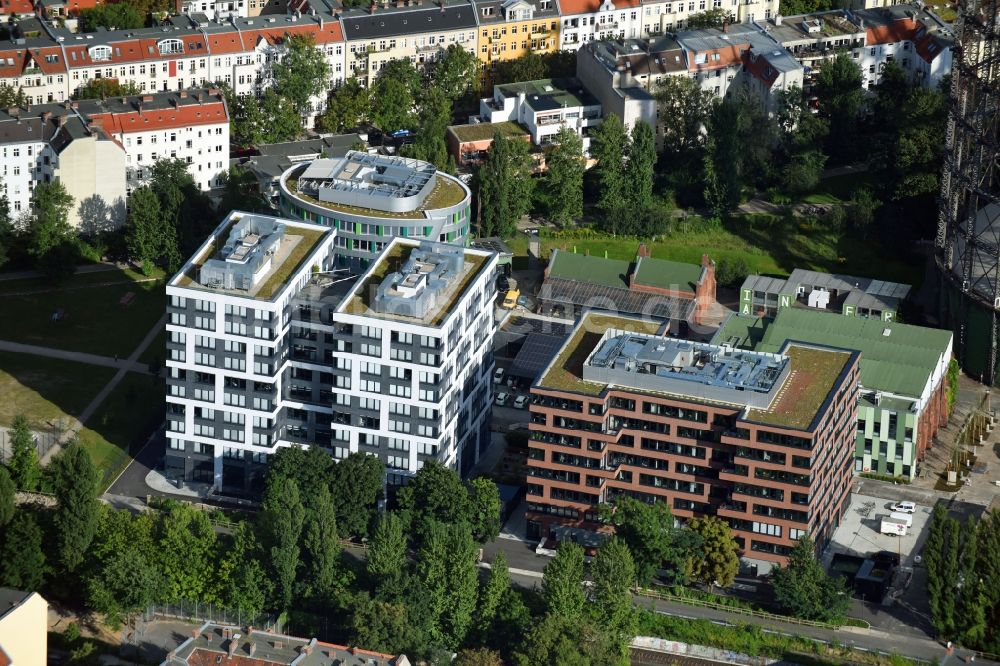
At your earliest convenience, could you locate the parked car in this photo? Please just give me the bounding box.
[513,395,529,409]
[495,392,509,406]
[891,501,916,513]
[496,276,511,293]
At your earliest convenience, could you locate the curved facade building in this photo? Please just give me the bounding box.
[279,151,472,271]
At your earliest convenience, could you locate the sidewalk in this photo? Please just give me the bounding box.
[0,340,155,375]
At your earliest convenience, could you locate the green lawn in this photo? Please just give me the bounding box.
[800,173,875,205]
[0,265,164,296]
[0,275,166,357]
[506,213,922,286]
[77,372,165,490]
[0,352,115,429]
[138,327,168,367]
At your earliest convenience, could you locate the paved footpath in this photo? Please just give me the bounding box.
[0,262,120,282]
[0,339,155,375]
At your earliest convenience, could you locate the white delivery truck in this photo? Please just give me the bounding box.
[889,511,914,527]
[881,518,908,536]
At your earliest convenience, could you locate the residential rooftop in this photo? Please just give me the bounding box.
[713,308,953,398]
[160,622,407,666]
[538,312,852,430]
[338,239,492,326]
[171,213,329,301]
[494,77,599,112]
[283,155,469,220]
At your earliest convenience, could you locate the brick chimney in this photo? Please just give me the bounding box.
[57,114,67,126]
[179,90,188,98]
[41,111,52,123]
[637,243,651,258]
[369,1,376,12]
[141,94,153,102]
[248,642,257,657]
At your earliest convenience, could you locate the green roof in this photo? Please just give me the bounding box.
[714,308,953,398]
[745,344,852,430]
[547,250,631,289]
[632,256,704,292]
[447,121,528,143]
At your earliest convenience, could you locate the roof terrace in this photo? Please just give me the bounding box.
[172,214,329,301]
[283,152,468,220]
[338,239,492,326]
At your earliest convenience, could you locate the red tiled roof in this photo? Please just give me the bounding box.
[914,29,946,62]
[558,0,642,15]
[0,47,29,78]
[88,100,228,134]
[65,0,105,12]
[865,17,917,45]
[687,43,746,73]
[743,49,779,87]
[0,0,34,16]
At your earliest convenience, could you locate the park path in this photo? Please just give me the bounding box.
[39,313,166,465]
[0,339,155,375]
[0,261,120,282]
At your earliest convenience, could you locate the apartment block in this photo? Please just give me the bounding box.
[278,151,472,272]
[525,311,859,571]
[714,308,953,481]
[475,0,560,88]
[0,588,48,666]
[477,77,602,149]
[852,4,953,90]
[165,211,497,493]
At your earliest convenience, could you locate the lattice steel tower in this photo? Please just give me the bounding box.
[936,0,1000,384]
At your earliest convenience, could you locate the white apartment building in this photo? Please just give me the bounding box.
[477,77,602,150]
[852,5,953,90]
[165,212,498,493]
[0,112,55,219]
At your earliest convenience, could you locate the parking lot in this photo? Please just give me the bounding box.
[824,493,932,568]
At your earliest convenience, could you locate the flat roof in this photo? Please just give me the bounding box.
[495,77,599,112]
[338,239,492,326]
[447,120,529,143]
[536,312,666,395]
[284,160,467,220]
[744,343,852,429]
[713,308,952,398]
[172,213,329,301]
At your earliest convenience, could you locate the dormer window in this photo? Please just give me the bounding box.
[158,38,184,56]
[89,45,112,62]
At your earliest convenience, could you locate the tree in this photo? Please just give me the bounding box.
[351,594,427,656]
[871,84,946,201]
[371,59,421,133]
[124,186,164,274]
[957,517,988,646]
[515,614,622,666]
[262,89,305,142]
[0,192,13,269]
[432,44,481,102]
[655,75,715,161]
[847,187,878,237]
[219,522,272,618]
[626,121,657,215]
[7,414,40,491]
[367,511,408,598]
[78,3,144,32]
[158,503,218,603]
[494,52,547,85]
[542,541,586,619]
[261,477,305,609]
[0,467,14,528]
[0,83,28,108]
[319,78,370,133]
[814,52,864,162]
[704,92,774,214]
[73,78,143,101]
[217,165,268,215]
[86,508,161,623]
[771,534,849,623]
[685,8,734,29]
[330,451,383,538]
[477,131,534,238]
[475,551,511,639]
[272,34,330,116]
[454,648,503,666]
[608,498,698,585]
[26,181,74,258]
[781,149,827,195]
[416,520,479,648]
[591,113,629,231]
[544,127,585,226]
[0,511,46,590]
[265,445,336,513]
[50,443,101,573]
[302,484,343,600]
[686,515,739,589]
[468,476,502,542]
[405,84,453,171]
[590,537,638,659]
[147,159,210,261]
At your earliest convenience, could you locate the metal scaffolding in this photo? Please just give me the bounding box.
[936,0,1000,383]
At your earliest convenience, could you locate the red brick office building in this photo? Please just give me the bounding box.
[525,312,860,570]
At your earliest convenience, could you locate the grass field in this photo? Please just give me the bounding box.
[138,327,168,366]
[0,265,165,296]
[507,213,922,287]
[0,352,116,429]
[0,274,166,357]
[76,372,165,490]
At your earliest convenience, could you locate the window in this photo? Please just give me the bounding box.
[89,45,112,62]
[158,39,184,56]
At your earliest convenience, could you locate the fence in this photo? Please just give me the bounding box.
[0,428,62,465]
[142,600,280,634]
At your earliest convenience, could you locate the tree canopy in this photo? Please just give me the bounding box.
[272,34,330,116]
[477,131,534,238]
[771,534,849,623]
